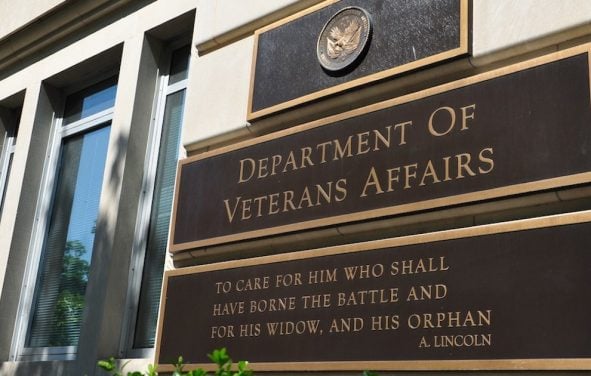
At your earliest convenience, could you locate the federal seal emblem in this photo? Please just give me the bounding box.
[317,7,372,72]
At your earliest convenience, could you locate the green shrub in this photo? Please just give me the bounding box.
[98,347,375,376]
[97,348,251,376]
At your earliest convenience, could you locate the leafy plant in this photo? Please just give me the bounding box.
[97,357,157,376]
[171,355,204,376]
[99,347,373,376]
[97,348,251,376]
[204,348,251,376]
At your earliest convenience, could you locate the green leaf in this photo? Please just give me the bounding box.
[207,348,220,365]
[173,355,186,373]
[363,371,379,376]
[126,372,144,376]
[97,358,116,372]
[146,364,158,376]
[235,360,252,376]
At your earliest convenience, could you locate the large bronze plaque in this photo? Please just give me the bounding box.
[156,213,591,371]
[248,0,468,119]
[172,47,591,252]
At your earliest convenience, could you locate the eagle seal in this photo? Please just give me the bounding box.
[317,7,371,72]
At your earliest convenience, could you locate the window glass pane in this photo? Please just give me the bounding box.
[0,108,19,218]
[134,89,185,348]
[26,124,110,347]
[63,77,117,125]
[0,152,13,215]
[168,46,190,85]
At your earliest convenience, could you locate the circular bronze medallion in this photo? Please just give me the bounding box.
[317,6,372,72]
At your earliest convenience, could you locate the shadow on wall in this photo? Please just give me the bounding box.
[76,129,132,376]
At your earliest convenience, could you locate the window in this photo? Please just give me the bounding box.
[22,78,117,357]
[128,45,189,351]
[0,111,19,216]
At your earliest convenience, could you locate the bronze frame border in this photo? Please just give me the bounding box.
[170,44,591,253]
[157,210,591,371]
[246,0,470,120]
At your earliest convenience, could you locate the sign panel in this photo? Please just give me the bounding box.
[172,48,591,252]
[248,0,469,119]
[156,212,591,371]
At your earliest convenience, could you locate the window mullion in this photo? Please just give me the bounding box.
[165,79,187,96]
[61,110,113,137]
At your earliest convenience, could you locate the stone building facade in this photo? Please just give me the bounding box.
[1,1,591,375]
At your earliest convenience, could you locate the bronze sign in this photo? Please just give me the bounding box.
[156,213,591,371]
[249,0,468,119]
[317,7,372,71]
[171,47,591,252]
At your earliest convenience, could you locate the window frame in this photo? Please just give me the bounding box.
[10,83,116,362]
[0,118,17,216]
[121,44,189,358]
